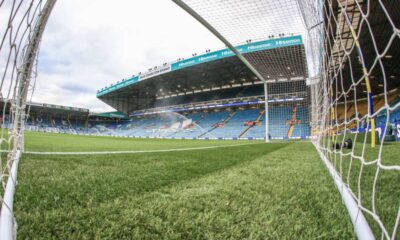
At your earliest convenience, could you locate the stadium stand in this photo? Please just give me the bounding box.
[2,90,399,141]
[333,89,400,136]
[77,105,309,139]
[2,36,396,141]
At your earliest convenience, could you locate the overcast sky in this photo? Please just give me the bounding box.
[35,0,222,112]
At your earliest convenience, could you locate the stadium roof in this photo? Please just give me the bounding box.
[0,100,89,118]
[97,35,308,114]
[89,111,129,119]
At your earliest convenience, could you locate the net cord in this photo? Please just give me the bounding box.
[314,141,375,240]
[313,0,400,238]
[171,0,270,143]
[0,1,57,239]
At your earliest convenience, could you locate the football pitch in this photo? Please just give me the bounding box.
[11,132,398,239]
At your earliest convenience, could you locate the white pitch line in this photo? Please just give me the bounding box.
[24,142,261,155]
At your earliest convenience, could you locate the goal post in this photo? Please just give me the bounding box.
[308,0,400,239]
[0,0,398,239]
[172,0,271,142]
[172,0,311,142]
[173,0,399,239]
[0,1,57,239]
[172,0,312,144]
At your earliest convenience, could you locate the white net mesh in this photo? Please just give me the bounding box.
[177,0,311,141]
[0,0,55,238]
[0,0,398,238]
[0,0,42,189]
[311,0,400,239]
[176,0,399,238]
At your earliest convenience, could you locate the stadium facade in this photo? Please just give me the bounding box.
[17,32,400,141]
[95,35,311,139]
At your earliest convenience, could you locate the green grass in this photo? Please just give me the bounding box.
[327,134,400,239]
[11,131,396,239]
[23,132,248,152]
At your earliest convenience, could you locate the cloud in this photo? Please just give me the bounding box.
[3,0,308,113]
[34,0,222,112]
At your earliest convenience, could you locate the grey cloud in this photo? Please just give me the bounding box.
[33,0,221,112]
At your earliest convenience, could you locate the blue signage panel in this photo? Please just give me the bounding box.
[98,35,303,97]
[171,35,302,71]
[97,76,139,97]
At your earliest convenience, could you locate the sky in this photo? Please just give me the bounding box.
[35,0,222,112]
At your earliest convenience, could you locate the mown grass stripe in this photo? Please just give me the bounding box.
[24,142,261,155]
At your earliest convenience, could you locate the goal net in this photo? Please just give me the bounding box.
[0,0,56,239]
[0,0,399,239]
[173,0,399,239]
[173,0,311,141]
[312,0,400,239]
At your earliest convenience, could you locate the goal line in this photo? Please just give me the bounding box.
[23,142,260,155]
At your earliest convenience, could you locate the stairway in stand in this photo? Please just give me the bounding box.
[239,110,265,138]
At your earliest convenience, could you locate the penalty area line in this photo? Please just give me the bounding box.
[24,142,262,155]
